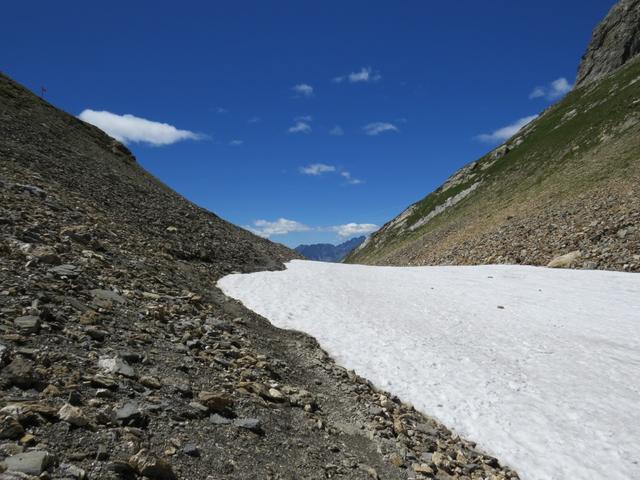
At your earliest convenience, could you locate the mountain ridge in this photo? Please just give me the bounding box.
[347,0,640,270]
[295,236,365,262]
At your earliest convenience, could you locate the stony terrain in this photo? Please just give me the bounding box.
[0,73,519,480]
[347,0,640,269]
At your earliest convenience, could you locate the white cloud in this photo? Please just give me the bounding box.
[334,67,381,84]
[529,77,573,101]
[340,171,363,185]
[246,218,311,238]
[549,78,572,98]
[476,115,538,143]
[300,163,336,175]
[292,84,314,97]
[288,121,312,134]
[329,125,344,136]
[528,87,546,99]
[229,139,244,146]
[363,122,399,136]
[78,109,204,146]
[216,107,228,114]
[330,223,378,238]
[299,164,363,184]
[246,218,377,240]
[349,67,380,83]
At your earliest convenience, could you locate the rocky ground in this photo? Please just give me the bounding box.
[359,177,640,271]
[0,73,520,479]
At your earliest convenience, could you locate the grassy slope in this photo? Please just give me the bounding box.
[347,57,640,265]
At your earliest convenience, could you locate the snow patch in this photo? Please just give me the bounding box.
[219,260,640,480]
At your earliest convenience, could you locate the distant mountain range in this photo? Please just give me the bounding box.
[295,236,365,262]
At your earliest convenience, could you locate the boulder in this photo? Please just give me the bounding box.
[197,391,233,413]
[128,449,176,480]
[547,250,581,268]
[58,404,91,427]
[4,451,54,476]
[13,316,40,334]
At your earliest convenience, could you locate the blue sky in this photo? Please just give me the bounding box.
[2,0,616,247]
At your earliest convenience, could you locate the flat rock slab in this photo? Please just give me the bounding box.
[13,315,40,334]
[48,264,80,277]
[90,289,126,307]
[5,451,53,475]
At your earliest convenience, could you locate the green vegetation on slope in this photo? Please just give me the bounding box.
[347,57,640,264]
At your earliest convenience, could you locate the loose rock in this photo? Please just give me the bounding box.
[4,451,54,476]
[129,449,176,480]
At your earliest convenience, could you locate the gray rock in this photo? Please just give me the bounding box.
[90,288,126,307]
[4,451,54,475]
[233,417,261,433]
[59,463,87,479]
[205,318,233,332]
[15,184,46,199]
[98,356,135,378]
[0,470,32,479]
[369,406,383,416]
[48,264,80,277]
[0,416,25,440]
[182,444,200,457]
[209,414,232,425]
[115,402,149,428]
[576,0,640,88]
[13,316,40,334]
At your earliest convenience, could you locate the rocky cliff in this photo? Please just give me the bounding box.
[0,73,518,479]
[576,0,640,87]
[347,0,640,269]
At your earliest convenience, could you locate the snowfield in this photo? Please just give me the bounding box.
[218,260,640,480]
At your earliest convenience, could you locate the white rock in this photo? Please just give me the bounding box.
[547,250,581,268]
